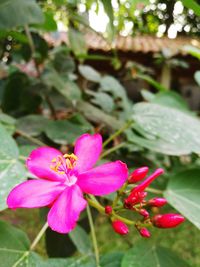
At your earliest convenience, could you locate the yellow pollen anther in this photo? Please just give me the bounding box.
[63,153,78,160]
[50,153,78,173]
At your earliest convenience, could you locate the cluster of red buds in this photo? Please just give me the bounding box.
[107,167,185,238]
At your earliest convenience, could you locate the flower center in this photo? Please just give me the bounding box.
[50,153,78,174]
[50,153,78,186]
[64,175,77,187]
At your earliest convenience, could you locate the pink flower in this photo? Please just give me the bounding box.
[7,133,128,234]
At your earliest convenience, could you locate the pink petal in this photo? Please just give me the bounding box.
[26,147,65,181]
[74,133,102,173]
[7,180,65,208]
[47,185,87,234]
[77,161,128,196]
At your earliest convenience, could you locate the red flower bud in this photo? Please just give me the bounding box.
[148,197,167,207]
[112,220,129,235]
[139,209,149,218]
[139,228,151,238]
[105,205,112,215]
[133,168,164,194]
[128,167,149,184]
[152,214,185,228]
[124,191,147,208]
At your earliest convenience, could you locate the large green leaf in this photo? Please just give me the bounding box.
[0,0,44,29]
[150,91,189,111]
[29,252,91,267]
[69,225,92,255]
[100,252,124,267]
[17,115,49,136]
[44,119,92,145]
[0,124,27,211]
[121,241,190,267]
[0,220,30,266]
[130,103,200,155]
[0,221,93,267]
[164,168,200,230]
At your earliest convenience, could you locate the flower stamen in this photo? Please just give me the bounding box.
[50,154,78,174]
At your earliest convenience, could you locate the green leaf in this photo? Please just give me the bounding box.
[0,0,44,30]
[77,101,123,130]
[181,0,200,17]
[0,222,92,267]
[141,90,155,102]
[68,28,87,56]
[100,75,131,118]
[69,225,92,255]
[164,168,200,230]
[100,252,124,267]
[19,145,37,159]
[183,45,200,60]
[42,66,81,102]
[101,0,114,35]
[0,220,30,267]
[100,75,127,100]
[88,91,114,113]
[137,73,167,92]
[130,103,200,155]
[17,115,49,136]
[36,11,57,32]
[29,252,83,267]
[79,65,101,82]
[194,70,200,86]
[121,241,190,267]
[45,119,91,145]
[0,124,27,211]
[2,72,42,116]
[151,91,189,111]
[0,113,16,134]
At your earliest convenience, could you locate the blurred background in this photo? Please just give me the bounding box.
[0,1,200,266]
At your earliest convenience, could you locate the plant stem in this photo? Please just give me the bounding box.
[30,222,49,251]
[145,187,163,195]
[112,181,129,208]
[16,130,47,147]
[103,120,133,148]
[100,142,125,159]
[12,251,29,267]
[87,197,135,225]
[86,205,100,267]
[24,25,35,55]
[13,222,48,267]
[19,155,27,161]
